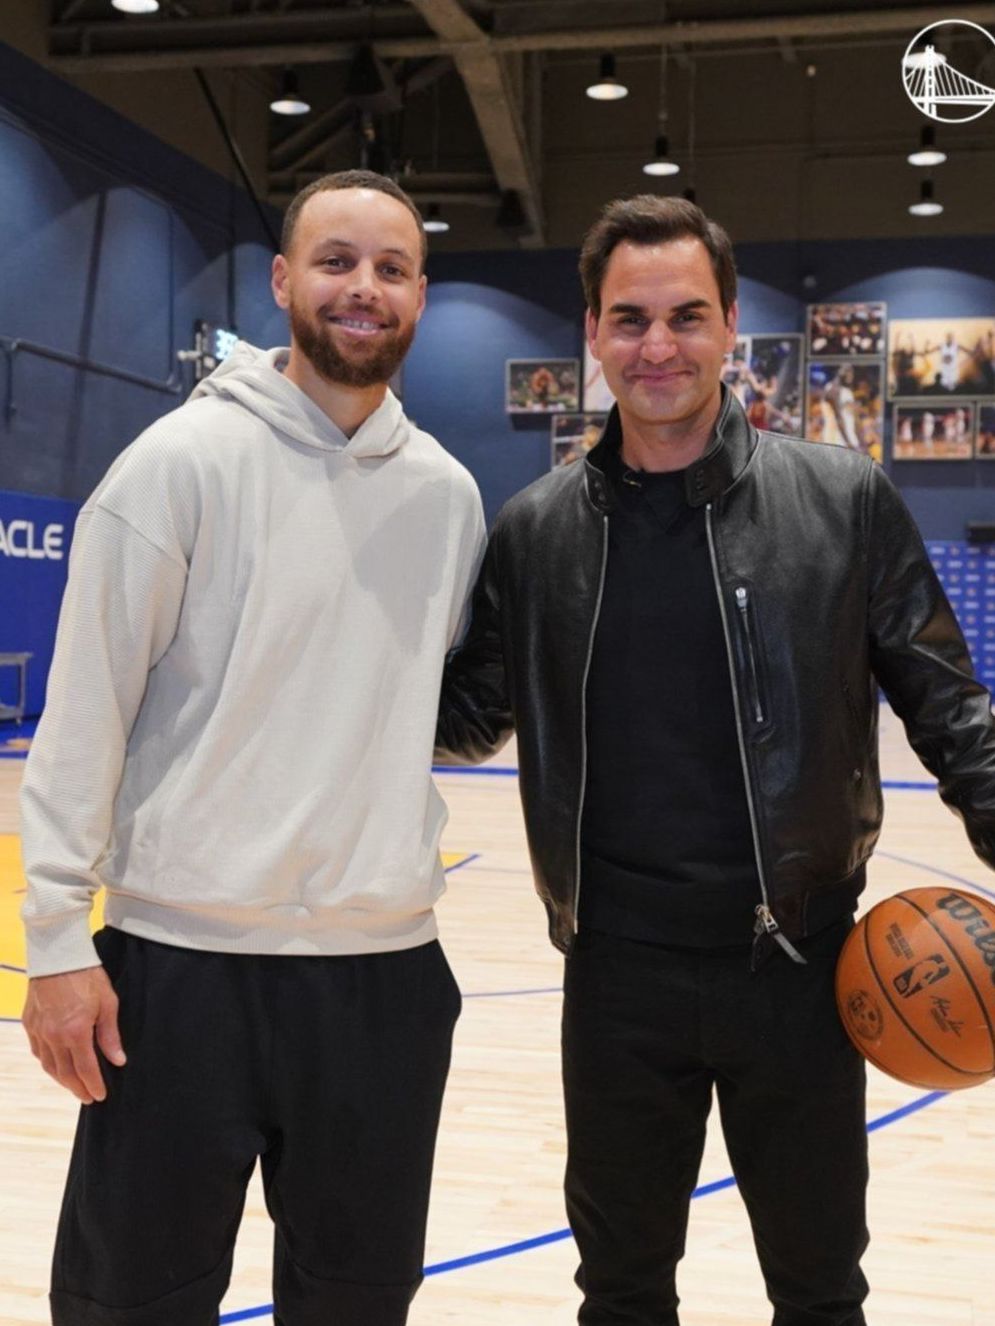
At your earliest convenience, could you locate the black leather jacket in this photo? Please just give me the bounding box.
[436,388,995,956]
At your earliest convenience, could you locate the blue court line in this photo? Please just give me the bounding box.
[217,839,986,1323]
[217,1087,950,1324]
[436,773,943,789]
[444,852,480,874]
[865,1089,947,1132]
[876,850,995,903]
[464,986,561,999]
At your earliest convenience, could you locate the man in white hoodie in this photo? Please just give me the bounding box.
[20,170,485,1326]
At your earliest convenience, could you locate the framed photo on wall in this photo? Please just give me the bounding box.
[806,361,883,461]
[887,318,995,399]
[975,403,995,459]
[582,342,615,412]
[724,335,803,437]
[722,337,753,402]
[551,413,607,469]
[506,358,580,413]
[892,402,974,460]
[807,303,886,358]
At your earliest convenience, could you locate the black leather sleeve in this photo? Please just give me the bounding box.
[865,463,995,870]
[434,525,514,765]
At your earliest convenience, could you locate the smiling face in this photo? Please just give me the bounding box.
[586,236,737,436]
[272,187,426,389]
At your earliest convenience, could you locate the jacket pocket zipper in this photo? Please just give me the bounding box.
[734,586,765,724]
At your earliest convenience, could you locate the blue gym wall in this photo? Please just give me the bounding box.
[0,41,283,714]
[0,40,992,714]
[405,244,995,534]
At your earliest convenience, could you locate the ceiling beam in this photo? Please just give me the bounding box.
[404,0,545,244]
[49,5,995,72]
[494,5,995,53]
[268,56,452,175]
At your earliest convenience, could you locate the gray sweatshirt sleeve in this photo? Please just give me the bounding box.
[20,503,188,977]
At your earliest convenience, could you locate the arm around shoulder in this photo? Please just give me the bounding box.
[435,523,514,765]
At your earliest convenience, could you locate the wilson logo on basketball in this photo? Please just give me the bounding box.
[936,893,995,987]
[893,954,950,997]
[835,887,995,1091]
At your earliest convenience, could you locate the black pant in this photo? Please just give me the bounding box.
[51,928,461,1326]
[562,922,869,1326]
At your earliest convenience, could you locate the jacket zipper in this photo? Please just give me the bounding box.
[706,505,805,964]
[573,513,610,932]
[734,586,765,724]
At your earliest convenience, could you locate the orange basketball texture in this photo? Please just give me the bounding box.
[835,887,995,1090]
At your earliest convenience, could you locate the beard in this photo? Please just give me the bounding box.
[289,300,415,388]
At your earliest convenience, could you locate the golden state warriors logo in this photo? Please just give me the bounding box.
[903,21,995,123]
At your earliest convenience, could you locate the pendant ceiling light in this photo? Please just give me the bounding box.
[643,134,680,177]
[908,178,943,217]
[270,69,310,116]
[642,48,679,177]
[586,54,628,101]
[907,125,946,168]
[423,204,450,234]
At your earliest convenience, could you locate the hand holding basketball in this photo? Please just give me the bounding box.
[836,888,995,1090]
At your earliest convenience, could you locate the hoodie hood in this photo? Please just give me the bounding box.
[191,341,408,460]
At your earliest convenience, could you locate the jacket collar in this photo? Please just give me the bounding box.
[584,384,756,513]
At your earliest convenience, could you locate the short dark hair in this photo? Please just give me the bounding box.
[281,170,428,271]
[579,195,737,319]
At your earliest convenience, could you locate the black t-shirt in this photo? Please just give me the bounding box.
[579,444,760,948]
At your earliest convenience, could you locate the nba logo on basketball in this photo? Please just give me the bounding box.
[836,887,995,1089]
[893,954,951,997]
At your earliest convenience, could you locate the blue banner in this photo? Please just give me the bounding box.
[0,489,80,719]
[927,541,995,697]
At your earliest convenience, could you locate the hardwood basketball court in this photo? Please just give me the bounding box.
[2,707,994,1326]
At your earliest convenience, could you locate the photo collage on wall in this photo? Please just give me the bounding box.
[533,306,995,469]
[887,318,995,461]
[722,335,804,438]
[805,303,885,463]
[557,333,808,469]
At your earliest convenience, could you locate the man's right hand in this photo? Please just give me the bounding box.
[22,966,126,1104]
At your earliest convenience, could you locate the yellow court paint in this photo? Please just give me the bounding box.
[1,837,475,1017]
[1,834,108,1018]
[441,851,474,872]
[0,833,29,980]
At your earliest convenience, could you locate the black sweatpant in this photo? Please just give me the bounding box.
[562,921,869,1326]
[51,928,462,1326]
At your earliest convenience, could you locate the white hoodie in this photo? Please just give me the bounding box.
[20,344,486,977]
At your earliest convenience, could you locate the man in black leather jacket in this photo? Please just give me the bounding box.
[436,195,995,1326]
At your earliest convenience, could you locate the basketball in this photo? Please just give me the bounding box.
[836,887,995,1090]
